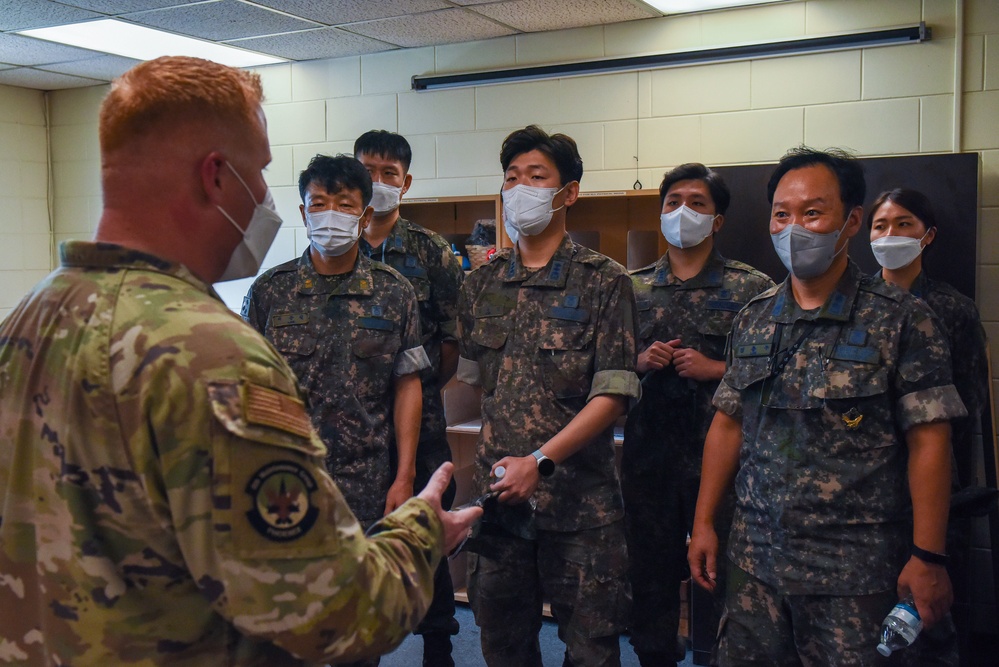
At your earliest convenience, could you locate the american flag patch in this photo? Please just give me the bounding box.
[245,384,312,438]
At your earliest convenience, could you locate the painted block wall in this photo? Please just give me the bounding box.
[16,0,999,631]
[0,84,48,322]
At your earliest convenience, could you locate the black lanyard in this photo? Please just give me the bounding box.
[761,320,819,405]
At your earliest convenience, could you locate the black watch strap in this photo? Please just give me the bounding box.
[911,544,949,566]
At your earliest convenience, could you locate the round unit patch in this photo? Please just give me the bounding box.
[245,460,319,541]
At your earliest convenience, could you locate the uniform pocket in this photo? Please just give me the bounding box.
[469,316,509,394]
[269,328,317,358]
[538,320,593,400]
[351,331,397,398]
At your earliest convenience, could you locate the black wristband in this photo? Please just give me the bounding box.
[911,544,949,566]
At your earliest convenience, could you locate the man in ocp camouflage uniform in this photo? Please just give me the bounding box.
[355,130,465,667]
[243,154,429,534]
[622,163,773,666]
[457,125,641,667]
[0,56,480,666]
[688,147,965,666]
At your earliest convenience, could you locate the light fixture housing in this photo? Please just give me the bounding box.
[19,19,286,69]
[413,23,929,91]
[641,0,792,14]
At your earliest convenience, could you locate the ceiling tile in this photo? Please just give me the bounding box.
[0,67,104,90]
[124,0,321,41]
[0,34,102,67]
[345,8,517,49]
[250,0,451,25]
[227,27,395,61]
[39,54,141,81]
[0,0,101,31]
[469,0,656,32]
[59,1,203,13]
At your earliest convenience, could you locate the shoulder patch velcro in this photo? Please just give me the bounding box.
[245,460,319,541]
[245,383,313,438]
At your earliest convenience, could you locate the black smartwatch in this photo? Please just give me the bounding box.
[532,450,555,477]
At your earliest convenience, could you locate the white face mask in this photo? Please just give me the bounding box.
[771,216,850,280]
[217,162,282,282]
[870,231,929,270]
[502,183,566,238]
[370,181,403,215]
[660,205,716,249]
[306,208,361,257]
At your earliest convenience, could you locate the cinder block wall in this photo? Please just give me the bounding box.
[3,0,997,631]
[0,84,49,320]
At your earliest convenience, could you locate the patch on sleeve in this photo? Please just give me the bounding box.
[244,383,313,438]
[245,460,319,541]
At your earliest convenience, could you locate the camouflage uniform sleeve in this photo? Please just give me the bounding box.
[712,309,747,420]
[395,282,431,376]
[455,277,481,386]
[427,236,464,341]
[950,304,989,422]
[164,346,443,663]
[588,271,641,401]
[240,279,267,334]
[894,304,968,432]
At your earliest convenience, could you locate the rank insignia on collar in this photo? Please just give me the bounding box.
[842,407,863,430]
[303,279,313,289]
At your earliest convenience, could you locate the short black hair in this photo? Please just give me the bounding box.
[866,187,937,230]
[767,146,866,212]
[659,163,731,215]
[353,130,412,172]
[298,154,372,206]
[500,125,583,187]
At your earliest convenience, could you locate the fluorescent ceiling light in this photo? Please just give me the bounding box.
[19,19,285,68]
[642,0,790,14]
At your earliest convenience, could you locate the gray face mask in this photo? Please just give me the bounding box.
[771,216,849,280]
[216,162,282,282]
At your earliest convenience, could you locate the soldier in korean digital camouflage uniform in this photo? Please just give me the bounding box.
[243,155,429,538]
[622,163,773,666]
[868,187,990,666]
[0,56,481,666]
[687,147,966,666]
[456,125,641,667]
[354,130,465,667]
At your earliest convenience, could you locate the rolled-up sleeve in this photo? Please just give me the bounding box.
[589,272,640,401]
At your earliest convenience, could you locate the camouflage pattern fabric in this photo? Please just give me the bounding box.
[875,270,989,489]
[457,234,641,533]
[718,564,899,666]
[467,522,630,667]
[457,233,639,666]
[0,241,442,666]
[874,270,983,667]
[243,250,429,525]
[623,249,773,662]
[360,218,464,455]
[713,260,967,597]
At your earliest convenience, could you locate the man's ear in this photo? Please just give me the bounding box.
[562,181,580,208]
[200,151,227,204]
[360,206,373,231]
[401,172,413,196]
[299,203,307,224]
[842,205,864,239]
[712,214,725,234]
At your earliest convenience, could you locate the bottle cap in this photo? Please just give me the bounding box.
[876,643,892,657]
[493,465,505,479]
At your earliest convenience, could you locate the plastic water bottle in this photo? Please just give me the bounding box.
[877,595,922,656]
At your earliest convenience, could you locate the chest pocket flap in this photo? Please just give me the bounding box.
[820,344,887,400]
